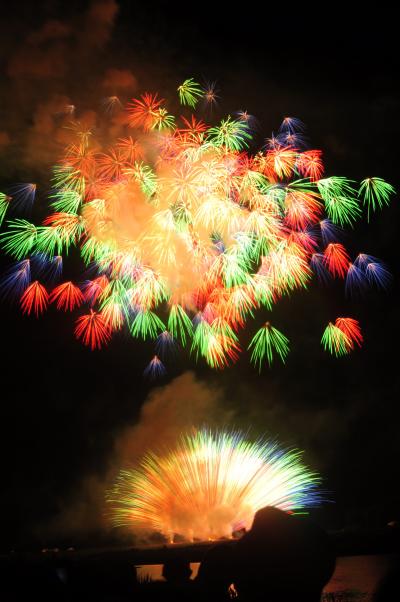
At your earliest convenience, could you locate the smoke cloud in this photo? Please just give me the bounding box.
[113,371,230,463]
[38,371,233,543]
[1,1,122,176]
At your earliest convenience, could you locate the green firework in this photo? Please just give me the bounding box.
[317,177,361,226]
[359,177,396,221]
[167,304,193,346]
[248,322,290,370]
[208,116,252,151]
[177,78,203,108]
[321,323,351,357]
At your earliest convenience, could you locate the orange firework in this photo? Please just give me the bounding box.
[107,429,321,542]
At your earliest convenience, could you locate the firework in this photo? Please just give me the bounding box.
[20,281,48,317]
[345,263,366,296]
[107,429,322,542]
[319,219,342,246]
[0,260,31,300]
[74,310,111,350]
[208,116,252,151]
[335,317,363,348]
[6,183,36,212]
[127,93,163,130]
[359,177,395,221]
[177,78,203,108]
[50,281,84,311]
[143,355,167,380]
[101,95,123,116]
[353,253,392,290]
[248,322,289,371]
[317,177,361,226]
[2,220,38,260]
[155,330,177,359]
[0,77,395,374]
[321,317,362,357]
[168,304,193,345]
[323,243,350,278]
[321,322,350,357]
[0,193,11,226]
[203,81,219,111]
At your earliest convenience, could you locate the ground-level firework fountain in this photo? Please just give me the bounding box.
[107,429,322,542]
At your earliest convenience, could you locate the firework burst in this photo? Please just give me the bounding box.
[0,77,395,374]
[107,429,322,542]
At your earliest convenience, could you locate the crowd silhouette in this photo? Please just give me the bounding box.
[1,505,396,601]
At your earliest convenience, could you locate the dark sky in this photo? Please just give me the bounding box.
[0,1,399,550]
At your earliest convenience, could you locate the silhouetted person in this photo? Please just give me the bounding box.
[195,542,235,599]
[233,506,336,601]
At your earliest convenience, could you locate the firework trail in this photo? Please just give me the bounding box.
[107,429,321,542]
[0,78,395,373]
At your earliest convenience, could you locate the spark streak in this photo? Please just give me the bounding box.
[107,429,322,542]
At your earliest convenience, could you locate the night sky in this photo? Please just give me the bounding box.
[0,1,399,551]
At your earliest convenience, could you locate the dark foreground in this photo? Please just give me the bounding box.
[1,527,399,601]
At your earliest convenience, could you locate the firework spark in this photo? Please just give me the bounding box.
[107,429,322,542]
